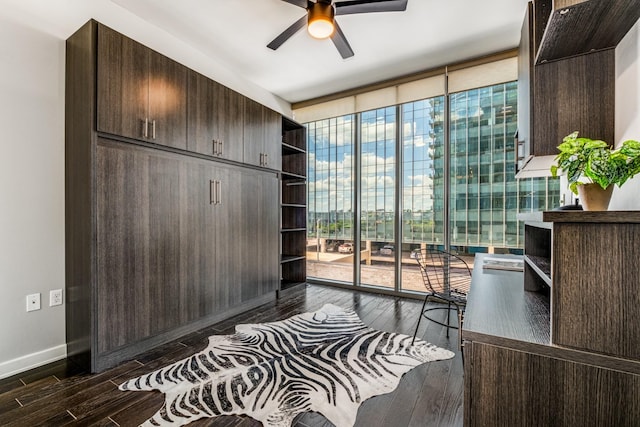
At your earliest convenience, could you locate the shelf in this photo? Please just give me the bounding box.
[282,179,306,185]
[543,210,640,224]
[280,116,307,295]
[281,227,306,233]
[282,142,306,155]
[281,171,306,180]
[535,0,640,64]
[281,255,306,264]
[524,254,552,287]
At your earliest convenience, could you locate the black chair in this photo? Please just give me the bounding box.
[412,248,471,345]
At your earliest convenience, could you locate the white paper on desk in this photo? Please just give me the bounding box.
[482,256,524,272]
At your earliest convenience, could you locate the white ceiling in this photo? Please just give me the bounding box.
[110,0,529,104]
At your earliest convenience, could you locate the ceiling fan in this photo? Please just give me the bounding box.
[267,0,409,59]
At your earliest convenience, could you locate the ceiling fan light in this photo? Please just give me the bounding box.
[308,2,335,39]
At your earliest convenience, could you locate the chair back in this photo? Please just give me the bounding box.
[415,249,471,303]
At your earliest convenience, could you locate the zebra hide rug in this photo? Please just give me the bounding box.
[119,304,454,427]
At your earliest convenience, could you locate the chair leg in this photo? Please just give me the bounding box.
[445,301,451,338]
[412,295,430,345]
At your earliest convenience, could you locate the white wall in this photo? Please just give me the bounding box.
[0,15,67,378]
[0,0,290,379]
[611,20,640,209]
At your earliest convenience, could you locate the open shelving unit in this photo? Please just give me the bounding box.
[522,212,552,291]
[279,117,307,294]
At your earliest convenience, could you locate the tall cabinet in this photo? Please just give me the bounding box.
[279,118,307,294]
[66,20,280,372]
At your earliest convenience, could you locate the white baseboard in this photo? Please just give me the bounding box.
[0,345,67,380]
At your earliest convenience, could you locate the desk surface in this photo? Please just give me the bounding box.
[462,254,551,349]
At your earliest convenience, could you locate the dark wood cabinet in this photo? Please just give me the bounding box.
[463,253,640,426]
[244,98,282,170]
[533,50,615,154]
[187,70,243,161]
[516,0,620,175]
[466,342,640,427]
[280,118,307,293]
[240,170,280,301]
[97,24,187,149]
[543,211,640,361]
[67,20,281,372]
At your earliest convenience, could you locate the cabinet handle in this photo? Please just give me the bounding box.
[142,118,148,138]
[209,180,215,205]
[216,180,222,205]
[219,140,224,156]
[264,153,268,166]
[213,140,218,156]
[260,153,264,166]
[151,120,156,140]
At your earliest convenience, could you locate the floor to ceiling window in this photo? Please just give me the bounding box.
[303,78,560,294]
[359,106,397,289]
[400,97,445,292]
[306,115,355,284]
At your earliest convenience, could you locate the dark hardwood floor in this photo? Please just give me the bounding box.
[0,284,463,427]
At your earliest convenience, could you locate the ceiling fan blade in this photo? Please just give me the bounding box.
[330,22,354,59]
[280,0,308,8]
[335,0,408,15]
[267,15,307,50]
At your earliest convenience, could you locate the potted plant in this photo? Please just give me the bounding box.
[550,132,640,210]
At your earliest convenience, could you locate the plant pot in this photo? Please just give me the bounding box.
[577,183,614,211]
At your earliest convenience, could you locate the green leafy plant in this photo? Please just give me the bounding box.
[550,132,640,194]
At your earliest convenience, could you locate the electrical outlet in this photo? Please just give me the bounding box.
[26,293,41,312]
[50,289,63,307]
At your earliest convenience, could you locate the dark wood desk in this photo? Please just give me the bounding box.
[462,254,640,426]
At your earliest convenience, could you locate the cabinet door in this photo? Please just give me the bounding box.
[263,107,282,171]
[97,24,149,140]
[212,164,243,309]
[218,86,244,162]
[533,50,615,153]
[96,139,184,353]
[243,97,264,167]
[240,170,279,301]
[187,71,217,157]
[148,51,187,150]
[180,160,218,321]
[187,72,243,162]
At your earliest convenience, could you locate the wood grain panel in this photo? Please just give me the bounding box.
[217,86,244,162]
[467,342,640,427]
[536,0,640,63]
[65,20,96,365]
[552,222,640,360]
[187,71,243,161]
[148,51,187,149]
[243,97,264,167]
[543,210,640,223]
[212,164,243,311]
[96,24,149,140]
[533,49,615,155]
[239,170,279,301]
[263,107,282,170]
